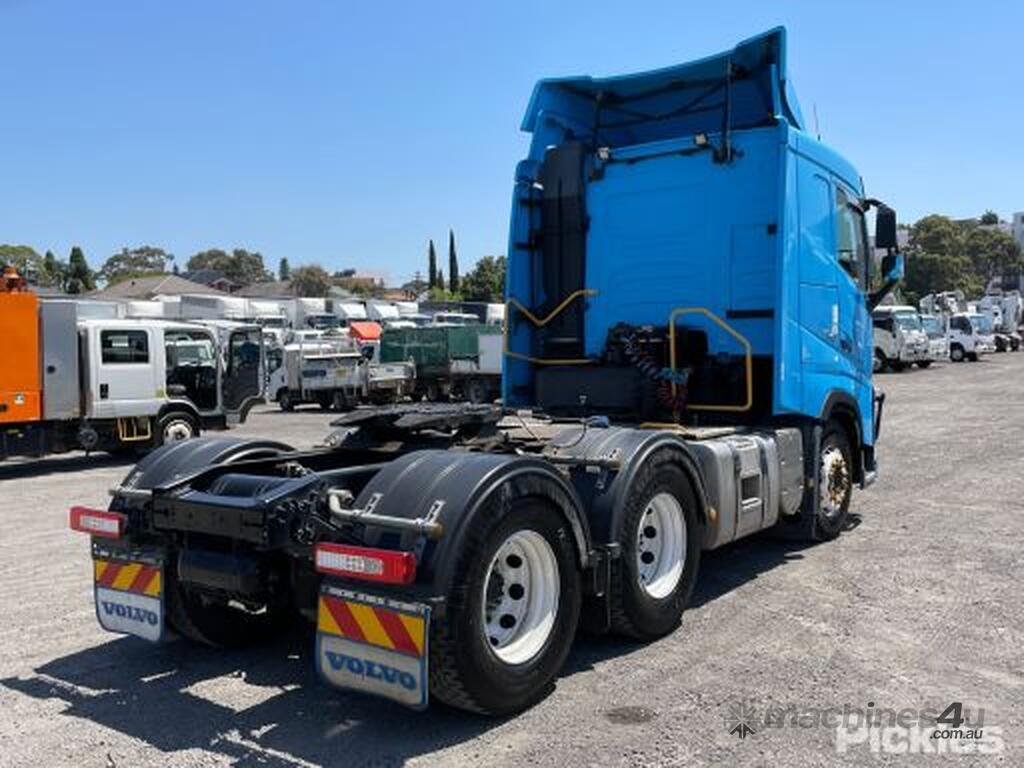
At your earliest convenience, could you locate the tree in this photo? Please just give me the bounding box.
[963,226,1021,285]
[448,229,459,292]
[979,210,1000,226]
[428,240,438,288]
[290,264,333,297]
[99,246,171,286]
[187,248,271,285]
[460,255,506,301]
[278,257,291,281]
[0,244,43,278]
[67,246,95,293]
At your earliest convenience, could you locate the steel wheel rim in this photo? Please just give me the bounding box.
[163,419,193,443]
[482,529,559,665]
[819,444,849,520]
[636,492,686,599]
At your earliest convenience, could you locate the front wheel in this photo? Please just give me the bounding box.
[429,500,581,715]
[156,411,199,446]
[872,349,887,374]
[813,425,853,540]
[609,452,702,640]
[950,345,965,362]
[278,390,295,411]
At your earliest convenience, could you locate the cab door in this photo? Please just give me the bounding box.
[833,184,874,439]
[221,328,264,421]
[91,326,161,418]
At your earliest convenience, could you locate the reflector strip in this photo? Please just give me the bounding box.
[94,559,161,597]
[318,594,425,658]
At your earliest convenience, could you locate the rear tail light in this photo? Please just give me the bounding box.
[69,506,126,539]
[315,542,416,585]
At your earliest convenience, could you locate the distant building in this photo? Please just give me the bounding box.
[90,274,227,300]
[180,269,241,294]
[1012,212,1024,249]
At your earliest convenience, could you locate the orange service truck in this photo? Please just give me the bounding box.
[0,267,266,460]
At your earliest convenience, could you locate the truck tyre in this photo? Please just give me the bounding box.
[950,344,965,362]
[466,379,488,404]
[609,453,701,640]
[278,390,295,411]
[156,411,199,446]
[331,390,350,411]
[967,352,978,362]
[916,360,932,368]
[165,569,289,648]
[890,360,905,372]
[812,424,853,540]
[430,499,581,715]
[872,349,886,374]
[316,392,333,411]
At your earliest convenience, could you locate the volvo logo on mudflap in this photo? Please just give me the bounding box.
[94,585,164,642]
[317,631,428,709]
[324,650,418,691]
[101,600,159,627]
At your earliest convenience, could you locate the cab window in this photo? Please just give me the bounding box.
[101,330,149,364]
[835,187,868,288]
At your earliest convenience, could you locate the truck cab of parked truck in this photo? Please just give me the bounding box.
[871,305,931,371]
[919,314,949,362]
[947,312,996,362]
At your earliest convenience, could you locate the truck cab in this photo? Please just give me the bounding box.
[871,305,930,371]
[504,26,899,482]
[80,318,264,443]
[919,313,949,363]
[947,312,996,362]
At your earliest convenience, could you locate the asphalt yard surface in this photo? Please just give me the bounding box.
[1,354,1021,766]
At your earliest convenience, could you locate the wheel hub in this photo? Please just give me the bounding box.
[482,530,559,665]
[819,446,849,518]
[163,420,193,443]
[636,492,686,599]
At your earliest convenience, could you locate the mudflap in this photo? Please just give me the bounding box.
[316,583,430,710]
[92,546,165,643]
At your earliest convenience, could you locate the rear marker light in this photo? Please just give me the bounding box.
[315,543,416,585]
[69,506,126,539]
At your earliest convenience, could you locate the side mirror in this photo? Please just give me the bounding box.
[874,205,898,250]
[881,252,904,283]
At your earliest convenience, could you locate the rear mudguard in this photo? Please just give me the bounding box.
[118,436,295,493]
[348,450,591,597]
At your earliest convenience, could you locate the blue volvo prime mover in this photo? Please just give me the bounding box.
[72,29,903,715]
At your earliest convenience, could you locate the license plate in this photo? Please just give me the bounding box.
[316,584,430,709]
[93,552,164,642]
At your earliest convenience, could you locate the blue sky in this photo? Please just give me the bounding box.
[3,1,1021,283]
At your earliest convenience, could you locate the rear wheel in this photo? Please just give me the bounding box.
[967,352,979,362]
[917,360,932,368]
[430,500,581,715]
[609,452,701,639]
[465,379,489,404]
[165,572,289,648]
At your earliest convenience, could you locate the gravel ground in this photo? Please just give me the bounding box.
[0,355,1020,767]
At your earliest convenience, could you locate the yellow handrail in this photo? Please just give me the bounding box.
[668,307,754,416]
[504,289,597,365]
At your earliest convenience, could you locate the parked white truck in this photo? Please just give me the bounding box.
[947,312,997,361]
[1,280,264,459]
[919,314,949,363]
[871,305,930,371]
[975,293,1022,352]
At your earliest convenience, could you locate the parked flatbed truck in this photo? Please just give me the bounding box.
[71,29,902,715]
